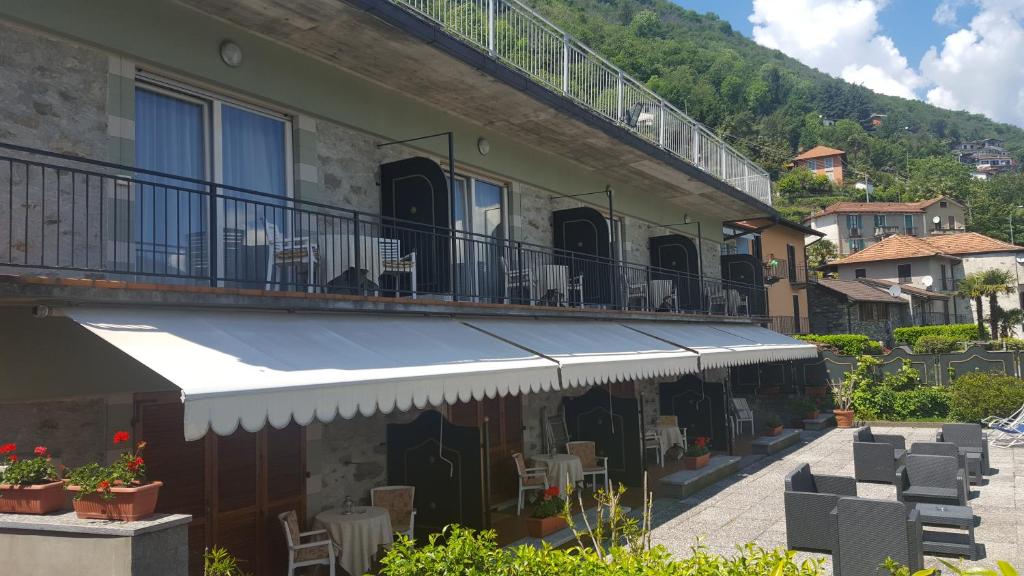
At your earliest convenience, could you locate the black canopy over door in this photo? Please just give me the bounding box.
[720,254,766,316]
[648,234,701,311]
[380,157,451,294]
[553,207,611,305]
[659,376,729,452]
[562,387,643,487]
[387,411,486,538]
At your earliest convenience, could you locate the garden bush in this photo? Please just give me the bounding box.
[893,324,983,347]
[849,358,949,420]
[987,338,1024,351]
[948,372,1024,422]
[795,334,881,355]
[912,334,961,354]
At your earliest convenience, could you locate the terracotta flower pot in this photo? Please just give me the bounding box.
[834,409,855,428]
[805,386,828,398]
[764,425,784,437]
[526,515,567,538]
[66,481,162,522]
[0,481,65,514]
[682,453,710,470]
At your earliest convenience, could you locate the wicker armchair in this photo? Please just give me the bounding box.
[831,497,924,576]
[852,427,906,483]
[783,463,857,552]
[910,441,976,489]
[937,423,990,475]
[896,453,967,507]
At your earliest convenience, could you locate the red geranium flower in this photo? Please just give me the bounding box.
[127,456,144,471]
[33,446,48,457]
[694,437,707,448]
[112,431,130,445]
[0,443,15,454]
[7,454,17,462]
[544,486,560,498]
[98,480,110,490]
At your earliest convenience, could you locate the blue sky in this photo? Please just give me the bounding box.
[671,0,1022,127]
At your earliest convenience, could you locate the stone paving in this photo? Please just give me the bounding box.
[650,426,1024,570]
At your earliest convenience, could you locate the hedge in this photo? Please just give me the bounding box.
[948,372,1024,422]
[893,324,983,346]
[794,334,881,355]
[912,334,961,354]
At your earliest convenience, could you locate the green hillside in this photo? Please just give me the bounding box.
[532,0,1024,237]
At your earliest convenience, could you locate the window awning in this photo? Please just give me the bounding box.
[66,307,560,440]
[624,322,818,369]
[463,318,700,386]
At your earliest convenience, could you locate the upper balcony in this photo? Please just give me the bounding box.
[0,144,765,320]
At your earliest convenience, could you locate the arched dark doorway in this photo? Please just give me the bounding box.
[649,234,701,311]
[658,375,729,452]
[562,387,643,487]
[720,254,767,316]
[553,207,611,305]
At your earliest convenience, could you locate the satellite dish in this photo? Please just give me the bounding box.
[1016,255,1024,265]
[921,275,934,288]
[932,215,942,224]
[888,285,903,298]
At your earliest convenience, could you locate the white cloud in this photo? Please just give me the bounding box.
[920,0,1024,126]
[933,0,963,26]
[749,0,924,99]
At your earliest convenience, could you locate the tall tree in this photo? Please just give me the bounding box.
[958,269,1015,338]
[956,273,987,337]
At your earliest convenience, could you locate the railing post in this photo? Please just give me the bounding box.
[658,100,665,147]
[208,184,218,287]
[616,71,623,123]
[561,33,569,94]
[487,0,495,55]
[744,163,750,194]
[692,126,701,169]
[353,212,362,296]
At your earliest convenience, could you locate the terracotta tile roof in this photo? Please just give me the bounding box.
[922,232,1022,255]
[860,278,949,300]
[803,196,962,221]
[793,146,845,161]
[832,235,954,265]
[815,279,905,303]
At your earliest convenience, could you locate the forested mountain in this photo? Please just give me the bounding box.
[532,0,1024,239]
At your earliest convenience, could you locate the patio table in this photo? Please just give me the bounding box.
[314,505,394,576]
[650,279,675,310]
[913,502,976,560]
[655,424,685,456]
[532,453,583,495]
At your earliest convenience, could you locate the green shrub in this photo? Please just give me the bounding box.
[893,324,983,346]
[948,372,1024,422]
[795,334,881,355]
[988,338,1024,351]
[378,525,825,576]
[912,334,961,354]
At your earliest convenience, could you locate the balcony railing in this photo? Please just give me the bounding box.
[0,143,766,317]
[391,0,771,206]
[874,225,901,238]
[763,258,808,285]
[764,316,809,335]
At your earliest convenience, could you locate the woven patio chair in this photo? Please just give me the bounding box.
[831,497,923,576]
[783,463,857,552]
[852,427,906,483]
[896,453,967,507]
[936,423,990,475]
[911,441,977,487]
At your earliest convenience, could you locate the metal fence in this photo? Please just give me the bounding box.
[764,316,809,335]
[0,143,766,316]
[391,0,772,205]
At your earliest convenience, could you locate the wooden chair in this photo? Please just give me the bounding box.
[566,441,609,493]
[278,510,338,576]
[371,485,417,540]
[513,452,549,515]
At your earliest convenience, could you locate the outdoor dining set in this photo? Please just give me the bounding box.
[783,421,1018,576]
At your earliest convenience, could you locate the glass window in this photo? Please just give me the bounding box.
[904,214,914,233]
[897,263,912,282]
[849,238,865,252]
[874,214,886,228]
[824,157,834,169]
[452,176,507,302]
[855,268,866,278]
[846,214,862,234]
[806,159,817,171]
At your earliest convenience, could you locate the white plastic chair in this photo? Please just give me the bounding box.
[278,510,337,576]
[370,485,417,540]
[264,220,318,291]
[513,452,549,515]
[566,441,609,493]
[643,429,663,467]
[732,398,755,436]
[379,238,417,298]
[502,256,536,304]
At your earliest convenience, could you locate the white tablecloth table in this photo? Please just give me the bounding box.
[655,425,685,456]
[532,453,584,495]
[314,506,394,576]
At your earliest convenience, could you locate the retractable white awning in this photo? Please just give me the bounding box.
[625,322,818,369]
[463,318,700,386]
[67,307,560,440]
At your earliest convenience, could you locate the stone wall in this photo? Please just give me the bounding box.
[0,397,126,469]
[313,119,410,214]
[807,283,903,342]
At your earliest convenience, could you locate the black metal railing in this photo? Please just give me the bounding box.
[763,259,809,285]
[874,225,901,238]
[913,312,973,326]
[764,316,809,334]
[0,143,766,316]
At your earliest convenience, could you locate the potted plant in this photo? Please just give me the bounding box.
[65,431,161,521]
[0,443,63,514]
[763,415,784,437]
[682,437,711,470]
[829,378,856,428]
[526,486,567,538]
[791,397,818,421]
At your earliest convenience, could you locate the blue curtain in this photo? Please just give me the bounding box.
[134,88,206,275]
[221,104,286,202]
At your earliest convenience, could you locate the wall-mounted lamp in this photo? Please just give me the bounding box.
[477,137,490,156]
[219,40,243,67]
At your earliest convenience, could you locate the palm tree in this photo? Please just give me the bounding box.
[958,269,1016,338]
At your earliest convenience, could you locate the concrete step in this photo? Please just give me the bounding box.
[803,412,836,431]
[750,428,801,455]
[655,455,742,499]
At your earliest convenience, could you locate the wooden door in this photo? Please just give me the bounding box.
[135,394,304,576]
[448,396,523,504]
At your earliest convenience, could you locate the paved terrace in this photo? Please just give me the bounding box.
[650,427,1023,569]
